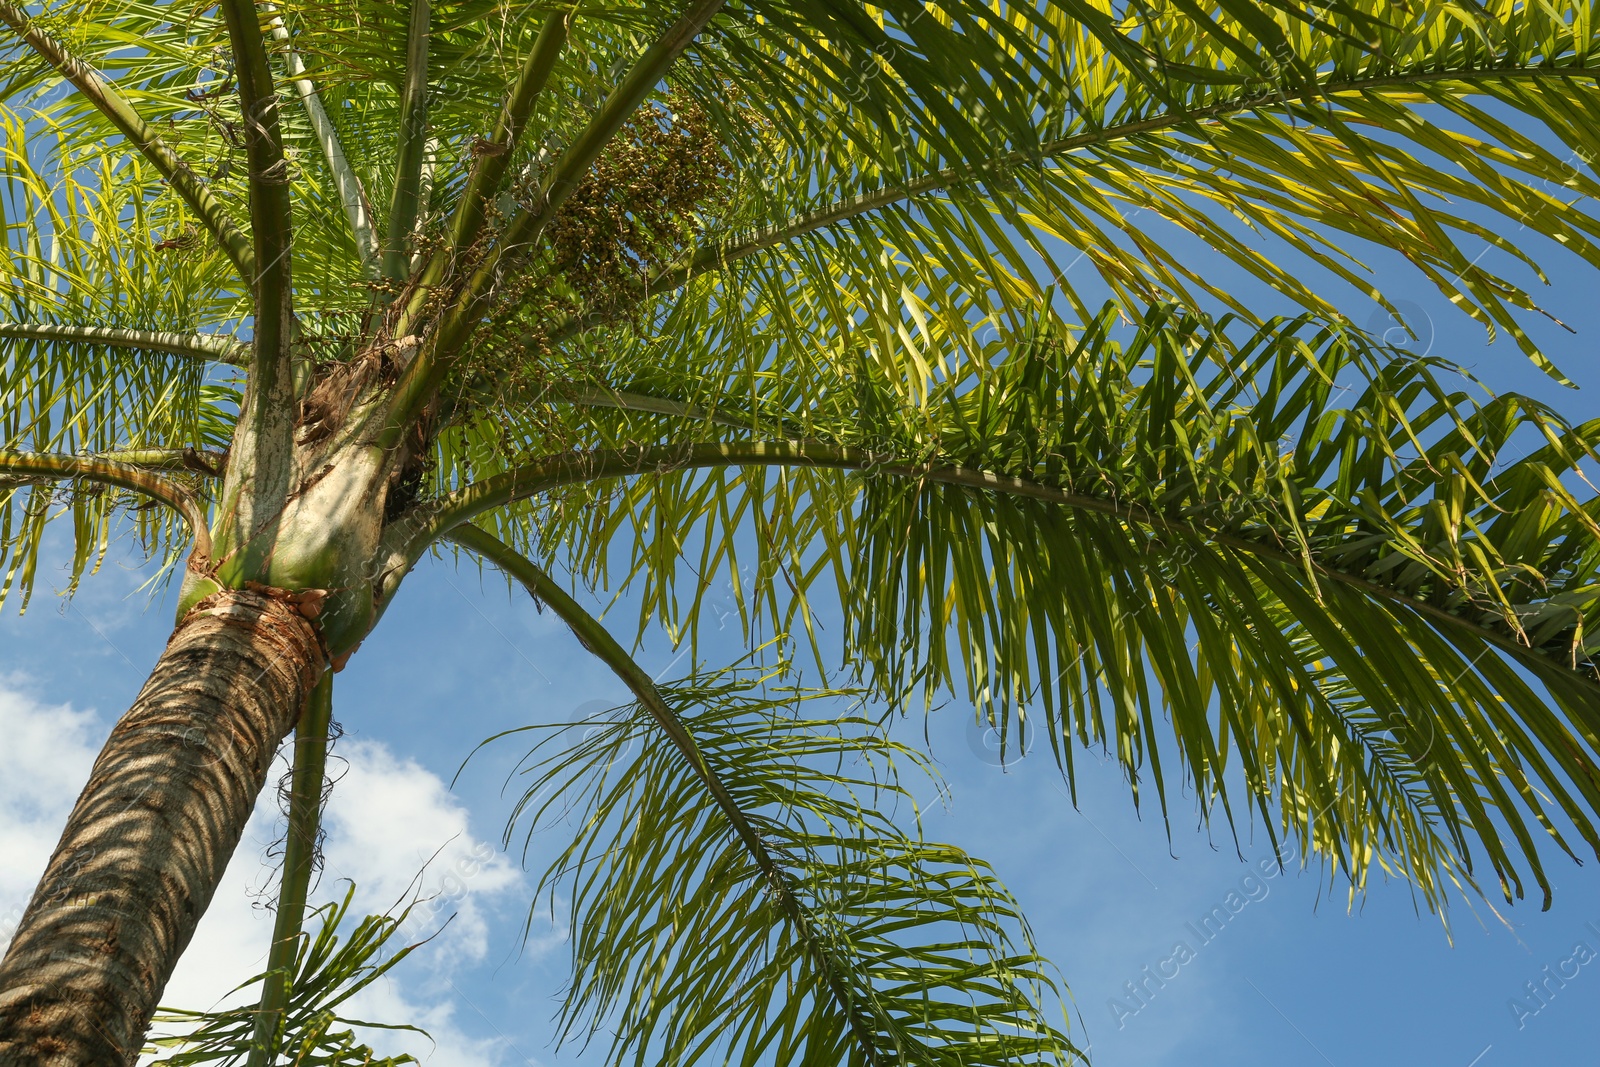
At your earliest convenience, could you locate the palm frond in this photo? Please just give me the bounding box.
[496,658,1078,1067]
[442,303,1600,910]
[592,0,1600,382]
[143,884,428,1067]
[0,0,254,279]
[23,0,1600,367]
[0,96,238,611]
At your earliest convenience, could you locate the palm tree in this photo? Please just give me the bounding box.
[6,0,1600,1062]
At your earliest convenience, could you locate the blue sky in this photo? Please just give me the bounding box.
[6,110,1600,1067]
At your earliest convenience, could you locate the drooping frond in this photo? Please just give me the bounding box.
[0,97,237,610]
[495,660,1077,1067]
[0,102,241,449]
[143,885,427,1066]
[426,303,1600,910]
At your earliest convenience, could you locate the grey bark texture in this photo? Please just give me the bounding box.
[0,590,324,1065]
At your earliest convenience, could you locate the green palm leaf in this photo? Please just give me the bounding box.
[144,884,429,1066]
[453,303,1600,910]
[609,0,1600,387]
[498,659,1078,1067]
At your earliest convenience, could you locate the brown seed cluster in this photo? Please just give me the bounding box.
[440,93,754,465]
[543,94,733,325]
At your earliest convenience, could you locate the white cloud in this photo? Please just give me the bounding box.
[0,677,533,1067]
[162,735,534,1067]
[302,738,535,1067]
[318,739,523,963]
[0,676,102,945]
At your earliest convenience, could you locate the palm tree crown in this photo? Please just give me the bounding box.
[5,1,1600,1064]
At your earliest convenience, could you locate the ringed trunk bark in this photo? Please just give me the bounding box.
[0,589,324,1065]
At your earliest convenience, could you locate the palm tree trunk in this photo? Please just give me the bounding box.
[0,589,324,1066]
